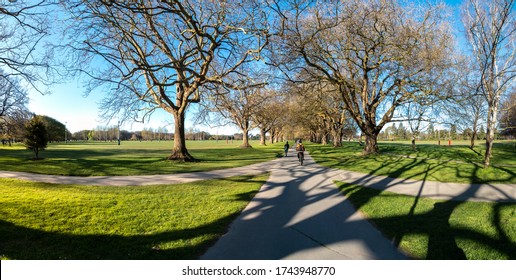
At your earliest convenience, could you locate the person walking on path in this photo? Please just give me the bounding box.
[283,141,290,157]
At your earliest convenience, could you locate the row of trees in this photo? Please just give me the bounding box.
[1,112,71,145]
[379,123,492,142]
[203,0,515,168]
[1,0,515,168]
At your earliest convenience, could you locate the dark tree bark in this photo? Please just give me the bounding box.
[168,110,195,161]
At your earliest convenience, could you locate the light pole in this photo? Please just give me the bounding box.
[64,122,67,144]
[117,120,121,145]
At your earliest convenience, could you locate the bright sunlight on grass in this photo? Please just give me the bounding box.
[0,173,269,259]
[0,140,284,176]
[335,181,516,260]
[309,141,516,184]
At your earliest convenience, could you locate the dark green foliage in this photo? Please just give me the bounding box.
[40,115,67,142]
[23,115,48,159]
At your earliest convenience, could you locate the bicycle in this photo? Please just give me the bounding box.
[297,151,304,165]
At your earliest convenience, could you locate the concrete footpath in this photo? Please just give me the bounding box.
[1,150,514,259]
[201,153,407,260]
[200,152,515,260]
[0,160,275,186]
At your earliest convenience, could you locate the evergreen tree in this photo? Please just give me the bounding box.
[24,115,48,159]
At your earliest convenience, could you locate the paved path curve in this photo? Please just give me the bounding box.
[1,150,514,202]
[1,150,514,259]
[0,160,273,186]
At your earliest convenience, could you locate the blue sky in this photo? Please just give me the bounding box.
[28,80,238,134]
[27,0,468,134]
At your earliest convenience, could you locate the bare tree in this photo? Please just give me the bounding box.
[499,90,516,137]
[293,81,349,147]
[462,0,516,167]
[404,100,430,150]
[274,0,454,154]
[0,70,28,118]
[0,0,55,92]
[444,61,487,149]
[0,70,29,144]
[1,108,31,145]
[211,85,265,148]
[62,0,269,161]
[252,89,285,145]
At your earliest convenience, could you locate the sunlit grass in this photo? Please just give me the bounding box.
[0,140,284,176]
[336,181,516,260]
[308,141,516,184]
[0,173,269,259]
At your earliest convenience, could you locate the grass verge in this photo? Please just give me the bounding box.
[0,140,284,176]
[335,181,516,260]
[309,141,516,184]
[0,173,269,259]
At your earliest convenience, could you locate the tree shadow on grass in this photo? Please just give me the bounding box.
[0,146,282,176]
[312,142,516,184]
[308,144,515,257]
[338,183,516,259]
[0,211,242,260]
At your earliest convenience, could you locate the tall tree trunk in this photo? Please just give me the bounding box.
[259,128,266,146]
[332,129,343,147]
[484,106,498,168]
[470,126,477,149]
[470,131,477,149]
[484,132,494,168]
[363,131,379,155]
[470,114,479,149]
[168,110,195,161]
[321,132,328,145]
[241,128,252,148]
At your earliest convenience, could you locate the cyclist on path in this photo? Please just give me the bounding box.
[296,140,305,165]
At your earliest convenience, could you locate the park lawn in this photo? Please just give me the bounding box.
[0,140,284,176]
[0,173,269,260]
[336,181,516,260]
[308,141,516,184]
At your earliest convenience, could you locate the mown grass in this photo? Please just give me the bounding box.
[335,181,516,260]
[0,173,269,260]
[0,140,284,176]
[309,141,516,184]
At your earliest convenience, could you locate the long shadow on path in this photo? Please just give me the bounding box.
[201,153,407,260]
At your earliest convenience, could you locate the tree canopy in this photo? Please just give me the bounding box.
[23,115,48,159]
[272,0,455,154]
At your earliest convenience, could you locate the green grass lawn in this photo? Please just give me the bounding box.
[0,140,284,176]
[309,141,516,184]
[336,181,516,260]
[0,173,269,260]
